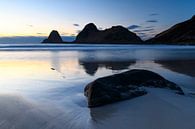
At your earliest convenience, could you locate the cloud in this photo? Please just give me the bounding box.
[149,13,159,16]
[27,25,34,27]
[61,32,70,36]
[145,26,155,29]
[137,32,147,35]
[71,34,76,36]
[73,24,80,27]
[127,25,141,30]
[37,33,46,35]
[134,28,155,33]
[136,32,149,39]
[146,20,158,23]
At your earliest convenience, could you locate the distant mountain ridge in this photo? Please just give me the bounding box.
[42,15,195,44]
[147,15,195,44]
[42,23,143,44]
[75,23,143,44]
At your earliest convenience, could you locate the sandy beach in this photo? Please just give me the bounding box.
[0,46,194,129]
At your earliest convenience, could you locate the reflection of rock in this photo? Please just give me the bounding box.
[75,23,143,44]
[156,60,195,77]
[84,69,183,108]
[79,60,135,76]
[80,62,99,76]
[90,104,117,121]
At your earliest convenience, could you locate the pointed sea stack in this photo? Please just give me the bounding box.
[148,15,195,44]
[42,30,63,43]
[75,23,143,44]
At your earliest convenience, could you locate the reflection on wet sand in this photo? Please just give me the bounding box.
[0,49,195,129]
[0,94,64,129]
[90,104,118,122]
[79,60,135,76]
[0,94,92,129]
[78,50,135,76]
[156,60,195,77]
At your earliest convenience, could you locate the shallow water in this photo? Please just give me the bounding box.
[0,45,195,129]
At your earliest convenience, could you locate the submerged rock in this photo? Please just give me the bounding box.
[84,69,183,108]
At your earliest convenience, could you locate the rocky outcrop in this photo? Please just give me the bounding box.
[75,23,143,44]
[84,69,183,108]
[147,15,195,44]
[42,30,63,43]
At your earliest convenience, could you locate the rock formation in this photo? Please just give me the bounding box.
[84,69,183,107]
[42,30,63,43]
[75,23,143,44]
[148,15,195,44]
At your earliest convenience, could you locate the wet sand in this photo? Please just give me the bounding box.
[0,46,195,129]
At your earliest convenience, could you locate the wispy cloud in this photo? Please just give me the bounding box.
[73,24,80,27]
[146,20,158,23]
[37,33,46,35]
[145,26,155,29]
[127,25,141,30]
[71,34,76,36]
[134,28,155,33]
[27,25,34,27]
[61,32,70,36]
[149,13,159,16]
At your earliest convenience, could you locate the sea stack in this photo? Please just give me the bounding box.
[148,15,195,44]
[42,30,63,43]
[75,23,143,44]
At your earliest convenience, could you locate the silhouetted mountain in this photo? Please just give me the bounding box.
[42,30,63,43]
[148,15,195,44]
[75,23,143,44]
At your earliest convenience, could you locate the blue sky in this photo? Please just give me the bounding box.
[0,0,195,39]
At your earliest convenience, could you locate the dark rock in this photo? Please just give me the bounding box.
[75,23,143,44]
[42,30,63,43]
[84,69,183,108]
[147,15,195,44]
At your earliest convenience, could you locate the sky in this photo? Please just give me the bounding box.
[0,0,195,40]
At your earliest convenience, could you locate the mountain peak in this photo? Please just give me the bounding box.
[109,25,130,32]
[75,23,143,44]
[83,23,98,32]
[42,30,63,43]
[191,15,195,20]
[147,16,195,44]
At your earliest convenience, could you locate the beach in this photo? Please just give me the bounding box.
[0,44,195,129]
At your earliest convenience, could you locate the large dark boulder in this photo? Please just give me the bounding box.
[42,30,63,43]
[75,23,143,44]
[84,69,183,108]
[147,15,195,44]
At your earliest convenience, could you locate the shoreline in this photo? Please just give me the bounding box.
[1,44,195,51]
